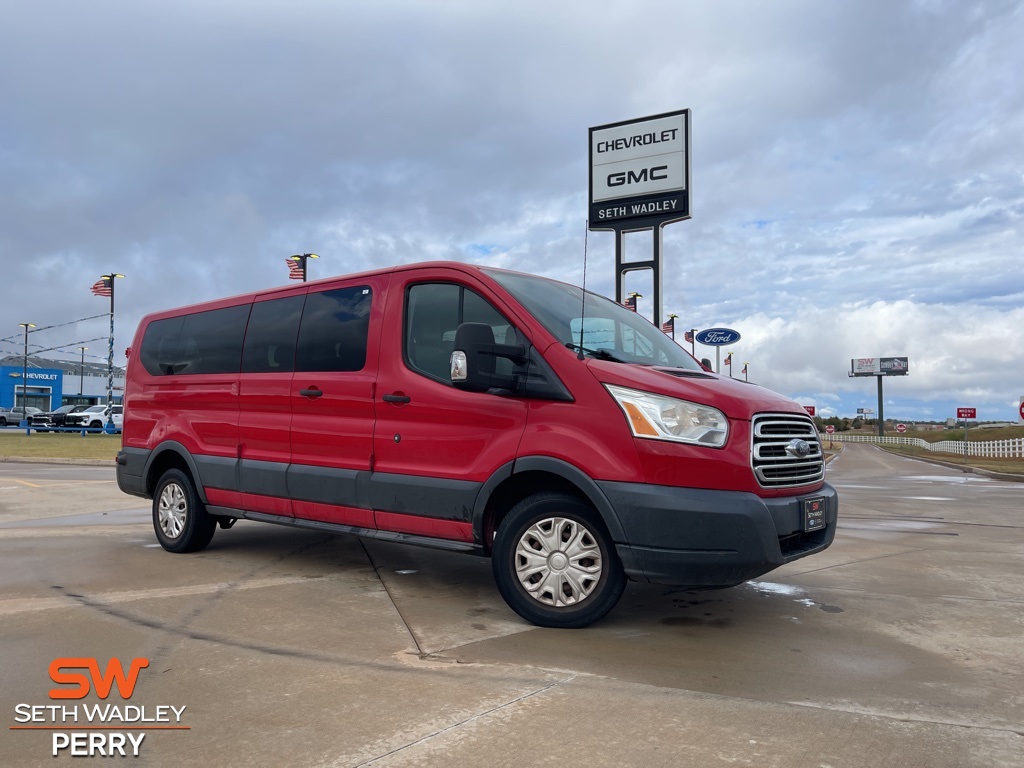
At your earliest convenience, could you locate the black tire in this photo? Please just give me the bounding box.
[492,492,626,628]
[89,420,102,429]
[0,418,7,427]
[152,468,216,553]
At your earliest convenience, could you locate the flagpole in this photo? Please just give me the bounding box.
[106,275,114,429]
[99,273,124,431]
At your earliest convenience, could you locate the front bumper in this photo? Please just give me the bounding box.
[597,480,838,588]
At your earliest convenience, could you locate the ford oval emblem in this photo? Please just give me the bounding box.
[785,439,811,458]
[694,328,741,346]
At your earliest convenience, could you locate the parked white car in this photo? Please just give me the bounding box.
[65,404,123,432]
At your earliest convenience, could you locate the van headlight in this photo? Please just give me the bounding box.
[605,384,728,447]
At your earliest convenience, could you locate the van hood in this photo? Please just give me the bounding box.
[587,360,808,421]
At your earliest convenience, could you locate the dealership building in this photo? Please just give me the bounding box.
[0,355,125,412]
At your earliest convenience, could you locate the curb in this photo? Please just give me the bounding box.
[0,456,114,467]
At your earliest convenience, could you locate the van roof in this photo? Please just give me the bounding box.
[136,260,498,324]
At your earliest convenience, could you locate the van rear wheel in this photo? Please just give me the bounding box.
[152,468,216,553]
[492,492,626,628]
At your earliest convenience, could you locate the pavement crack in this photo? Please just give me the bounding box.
[784,547,925,577]
[350,674,578,767]
[787,700,1024,738]
[358,539,425,657]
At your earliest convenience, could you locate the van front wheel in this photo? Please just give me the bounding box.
[152,468,216,553]
[492,493,625,628]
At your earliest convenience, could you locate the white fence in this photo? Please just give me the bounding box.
[832,433,1024,459]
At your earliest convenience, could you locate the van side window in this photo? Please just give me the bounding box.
[138,305,249,376]
[177,304,251,375]
[242,295,305,373]
[140,316,185,376]
[295,286,372,372]
[405,283,513,382]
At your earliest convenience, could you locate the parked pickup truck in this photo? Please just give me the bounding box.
[0,406,42,426]
[65,404,123,431]
[29,405,90,431]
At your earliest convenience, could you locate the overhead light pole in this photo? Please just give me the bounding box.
[78,346,89,396]
[18,322,35,425]
[288,253,319,282]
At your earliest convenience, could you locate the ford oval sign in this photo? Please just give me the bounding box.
[694,328,741,346]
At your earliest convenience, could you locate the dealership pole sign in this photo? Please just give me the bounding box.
[588,109,691,332]
[695,328,740,375]
[589,109,690,228]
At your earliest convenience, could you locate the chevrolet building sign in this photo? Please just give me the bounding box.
[589,109,690,229]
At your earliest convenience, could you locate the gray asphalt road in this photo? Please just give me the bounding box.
[1,444,1021,767]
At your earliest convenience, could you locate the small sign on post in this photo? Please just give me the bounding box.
[957,408,976,467]
[896,423,907,433]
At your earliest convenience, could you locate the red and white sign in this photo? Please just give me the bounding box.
[896,423,907,433]
[803,405,816,416]
[824,425,835,434]
[1019,398,1024,421]
[957,407,976,420]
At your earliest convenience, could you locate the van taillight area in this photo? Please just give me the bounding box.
[116,261,837,628]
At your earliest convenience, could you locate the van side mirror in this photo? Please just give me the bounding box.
[700,357,714,372]
[451,322,526,393]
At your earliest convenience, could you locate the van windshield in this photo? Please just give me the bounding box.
[485,269,703,370]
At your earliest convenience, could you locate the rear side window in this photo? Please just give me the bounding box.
[295,286,372,372]
[139,316,185,376]
[138,305,250,376]
[242,295,305,373]
[405,283,513,382]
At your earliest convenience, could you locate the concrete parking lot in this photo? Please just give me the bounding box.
[1,444,1021,767]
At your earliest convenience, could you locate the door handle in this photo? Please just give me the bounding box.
[299,387,323,399]
[382,393,411,404]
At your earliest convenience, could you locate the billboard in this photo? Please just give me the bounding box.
[849,357,909,377]
[589,109,690,229]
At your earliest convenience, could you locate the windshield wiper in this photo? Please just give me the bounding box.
[564,343,626,363]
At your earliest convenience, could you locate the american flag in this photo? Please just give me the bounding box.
[91,277,112,297]
[724,352,733,365]
[624,295,637,312]
[683,329,694,344]
[661,316,674,335]
[286,257,305,281]
[741,363,748,374]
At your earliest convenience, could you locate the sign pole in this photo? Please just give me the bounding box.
[964,419,969,466]
[877,375,884,437]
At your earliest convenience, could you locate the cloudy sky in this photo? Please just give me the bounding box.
[2,0,1022,422]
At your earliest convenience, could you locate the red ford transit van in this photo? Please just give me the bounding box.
[116,262,837,628]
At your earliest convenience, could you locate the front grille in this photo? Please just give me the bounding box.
[751,413,824,488]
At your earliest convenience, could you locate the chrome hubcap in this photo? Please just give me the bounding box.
[158,482,187,539]
[514,517,603,607]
